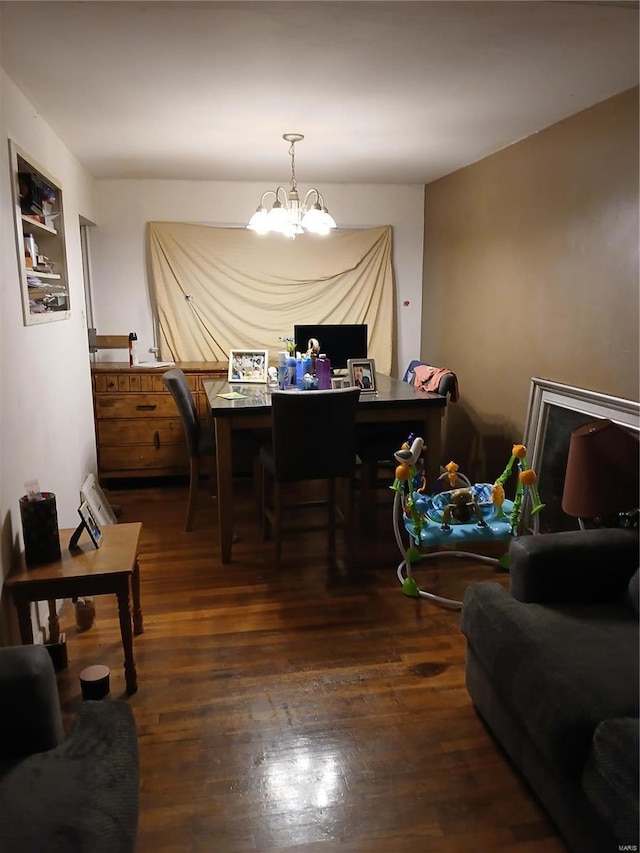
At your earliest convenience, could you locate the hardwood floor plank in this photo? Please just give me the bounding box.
[52,479,566,852]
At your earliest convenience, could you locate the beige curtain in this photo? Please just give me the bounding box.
[148,222,394,374]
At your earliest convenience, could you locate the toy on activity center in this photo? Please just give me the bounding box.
[391,435,544,608]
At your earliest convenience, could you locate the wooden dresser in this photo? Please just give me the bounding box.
[91,362,226,481]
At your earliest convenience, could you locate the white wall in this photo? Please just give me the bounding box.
[0,71,96,641]
[91,181,425,376]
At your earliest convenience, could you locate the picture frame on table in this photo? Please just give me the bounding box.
[520,377,640,535]
[228,349,269,383]
[80,472,117,526]
[348,358,377,393]
[78,500,103,548]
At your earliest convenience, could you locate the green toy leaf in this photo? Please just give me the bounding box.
[497,552,510,572]
[406,546,421,564]
[402,577,421,597]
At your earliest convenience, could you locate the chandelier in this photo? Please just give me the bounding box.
[247,133,336,238]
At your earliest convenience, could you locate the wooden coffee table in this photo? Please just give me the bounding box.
[5,522,144,695]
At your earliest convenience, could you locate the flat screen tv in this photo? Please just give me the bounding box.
[293,324,368,371]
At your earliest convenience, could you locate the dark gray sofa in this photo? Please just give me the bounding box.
[0,644,139,852]
[461,528,639,853]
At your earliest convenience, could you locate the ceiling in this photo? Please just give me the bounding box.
[0,1,638,184]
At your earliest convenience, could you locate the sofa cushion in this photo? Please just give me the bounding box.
[0,701,139,853]
[582,717,639,847]
[462,583,639,780]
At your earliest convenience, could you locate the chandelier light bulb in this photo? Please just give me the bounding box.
[246,134,336,238]
[247,205,269,234]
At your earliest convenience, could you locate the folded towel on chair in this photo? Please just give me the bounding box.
[413,365,459,401]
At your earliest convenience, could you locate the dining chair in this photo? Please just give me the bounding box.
[87,330,130,356]
[356,361,458,515]
[259,387,361,568]
[163,368,215,531]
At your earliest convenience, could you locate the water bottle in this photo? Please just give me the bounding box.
[296,354,304,388]
[316,356,331,390]
[128,332,138,367]
[286,355,297,388]
[277,352,288,390]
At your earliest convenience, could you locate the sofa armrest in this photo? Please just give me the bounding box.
[509,528,639,604]
[0,645,64,758]
[0,700,139,853]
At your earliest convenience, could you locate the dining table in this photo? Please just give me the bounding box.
[203,374,447,563]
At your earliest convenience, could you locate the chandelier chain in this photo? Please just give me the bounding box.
[289,141,297,191]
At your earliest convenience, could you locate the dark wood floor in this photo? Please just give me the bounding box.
[54,477,565,852]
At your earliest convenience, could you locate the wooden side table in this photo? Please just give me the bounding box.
[5,522,144,695]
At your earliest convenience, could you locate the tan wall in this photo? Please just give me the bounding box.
[422,87,639,482]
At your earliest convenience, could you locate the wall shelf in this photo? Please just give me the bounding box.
[21,214,59,235]
[9,140,70,325]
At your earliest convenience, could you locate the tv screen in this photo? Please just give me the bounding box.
[293,324,368,371]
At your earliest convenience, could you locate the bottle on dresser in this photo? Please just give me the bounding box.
[128,332,139,367]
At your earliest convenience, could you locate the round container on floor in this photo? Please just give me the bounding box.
[79,664,110,700]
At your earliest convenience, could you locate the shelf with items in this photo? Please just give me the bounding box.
[27,272,62,281]
[9,140,70,325]
[21,214,61,235]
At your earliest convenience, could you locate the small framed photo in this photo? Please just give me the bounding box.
[78,500,103,548]
[80,473,117,526]
[348,358,377,393]
[228,349,269,383]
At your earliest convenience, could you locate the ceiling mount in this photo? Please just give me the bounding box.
[282,133,304,144]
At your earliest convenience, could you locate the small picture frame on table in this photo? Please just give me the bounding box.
[228,349,269,383]
[80,473,117,526]
[76,500,103,548]
[348,358,377,393]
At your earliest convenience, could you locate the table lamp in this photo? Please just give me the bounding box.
[561,418,639,529]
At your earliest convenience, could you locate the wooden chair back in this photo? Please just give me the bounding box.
[269,387,361,482]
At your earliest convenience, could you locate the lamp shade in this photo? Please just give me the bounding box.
[561,418,639,519]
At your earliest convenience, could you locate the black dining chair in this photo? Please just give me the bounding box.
[163,368,216,531]
[259,387,361,569]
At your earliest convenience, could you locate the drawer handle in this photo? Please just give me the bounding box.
[154,431,160,449]
[136,404,157,411]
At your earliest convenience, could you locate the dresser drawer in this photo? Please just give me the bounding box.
[95,394,179,419]
[98,444,187,473]
[96,418,186,447]
[93,373,191,393]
